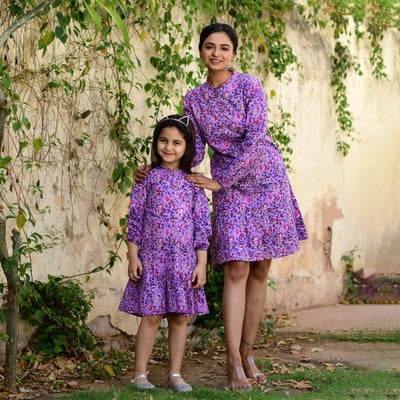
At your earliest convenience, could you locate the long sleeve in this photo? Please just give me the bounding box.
[192,187,212,251]
[214,76,269,189]
[183,94,207,168]
[126,180,147,246]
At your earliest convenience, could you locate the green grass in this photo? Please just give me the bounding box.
[308,330,400,343]
[47,366,400,399]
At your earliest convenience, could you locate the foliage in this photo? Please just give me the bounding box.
[305,0,400,155]
[195,253,225,329]
[268,94,296,171]
[341,246,361,297]
[79,348,132,381]
[16,275,99,358]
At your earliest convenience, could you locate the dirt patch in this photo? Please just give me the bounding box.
[31,330,400,399]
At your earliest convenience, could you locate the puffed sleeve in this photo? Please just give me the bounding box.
[183,91,207,167]
[215,75,268,189]
[126,179,147,246]
[192,187,212,251]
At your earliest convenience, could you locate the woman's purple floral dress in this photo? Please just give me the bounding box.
[118,166,211,317]
[183,71,308,265]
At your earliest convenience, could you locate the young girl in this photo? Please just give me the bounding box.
[118,115,211,392]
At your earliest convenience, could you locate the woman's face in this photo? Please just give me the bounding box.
[200,31,235,72]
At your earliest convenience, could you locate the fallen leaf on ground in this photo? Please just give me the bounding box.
[293,380,314,390]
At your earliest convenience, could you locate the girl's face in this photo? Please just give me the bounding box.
[200,31,235,72]
[157,126,186,171]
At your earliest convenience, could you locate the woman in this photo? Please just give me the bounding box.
[183,23,307,391]
[137,23,307,391]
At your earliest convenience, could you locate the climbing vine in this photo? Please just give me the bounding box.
[305,0,400,154]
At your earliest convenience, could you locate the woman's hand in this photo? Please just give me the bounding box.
[135,164,151,183]
[186,173,222,191]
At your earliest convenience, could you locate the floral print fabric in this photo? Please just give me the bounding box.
[183,71,308,265]
[118,166,211,317]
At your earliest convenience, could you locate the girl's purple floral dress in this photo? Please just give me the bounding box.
[183,71,308,265]
[118,166,211,317]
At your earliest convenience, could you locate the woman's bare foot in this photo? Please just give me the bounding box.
[240,340,266,384]
[242,356,266,384]
[226,361,253,391]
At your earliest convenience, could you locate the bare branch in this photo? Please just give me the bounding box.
[0,0,56,48]
[0,91,8,150]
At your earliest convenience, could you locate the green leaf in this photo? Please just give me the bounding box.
[13,122,22,132]
[43,31,55,46]
[22,116,31,129]
[119,181,128,194]
[83,0,102,35]
[93,0,129,46]
[0,156,12,168]
[16,213,26,229]
[35,310,44,323]
[112,168,120,182]
[55,26,65,38]
[2,77,11,90]
[33,138,42,153]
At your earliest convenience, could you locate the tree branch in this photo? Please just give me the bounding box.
[0,91,8,151]
[0,0,56,48]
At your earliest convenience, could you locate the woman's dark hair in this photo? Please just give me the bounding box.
[150,114,196,174]
[198,23,238,54]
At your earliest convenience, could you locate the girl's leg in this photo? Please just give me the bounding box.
[222,260,252,390]
[167,313,189,386]
[240,259,271,382]
[133,315,162,383]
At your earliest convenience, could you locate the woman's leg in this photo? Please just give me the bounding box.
[240,259,271,381]
[222,260,252,389]
[167,313,189,386]
[133,315,162,383]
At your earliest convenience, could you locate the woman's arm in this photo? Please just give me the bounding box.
[186,173,222,191]
[213,75,268,189]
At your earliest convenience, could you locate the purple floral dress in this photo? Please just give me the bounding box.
[118,166,211,317]
[183,71,308,265]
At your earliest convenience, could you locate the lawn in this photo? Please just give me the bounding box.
[47,364,400,399]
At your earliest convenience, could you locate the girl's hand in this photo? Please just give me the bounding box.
[128,257,143,281]
[186,174,222,191]
[135,165,151,183]
[191,264,206,289]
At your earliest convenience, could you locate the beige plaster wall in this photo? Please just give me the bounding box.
[264,16,400,313]
[1,12,400,338]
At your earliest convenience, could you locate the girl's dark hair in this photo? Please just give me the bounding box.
[198,23,238,54]
[150,114,196,174]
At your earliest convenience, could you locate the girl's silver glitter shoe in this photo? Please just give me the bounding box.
[131,374,155,390]
[167,373,193,392]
